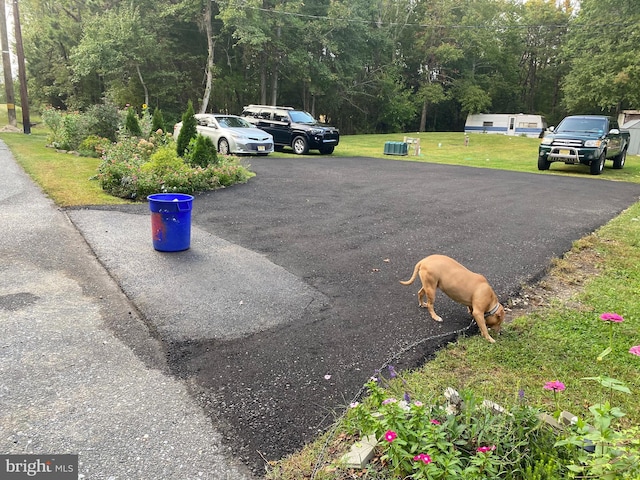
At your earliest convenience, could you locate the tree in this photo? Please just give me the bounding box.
[517,0,572,121]
[562,0,640,113]
[125,107,142,137]
[177,101,197,157]
[152,108,165,133]
[71,5,158,107]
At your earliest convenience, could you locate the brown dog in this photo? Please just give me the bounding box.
[400,255,504,343]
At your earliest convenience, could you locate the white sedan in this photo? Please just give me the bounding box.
[174,114,274,155]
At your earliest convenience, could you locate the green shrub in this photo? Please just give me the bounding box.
[78,135,109,158]
[177,100,196,157]
[85,102,120,141]
[97,133,255,200]
[141,146,189,177]
[41,106,64,147]
[60,112,94,151]
[152,107,165,133]
[124,107,142,137]
[185,134,218,168]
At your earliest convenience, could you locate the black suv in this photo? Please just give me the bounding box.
[241,105,339,155]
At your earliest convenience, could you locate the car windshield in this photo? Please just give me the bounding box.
[289,111,317,124]
[556,118,606,134]
[215,116,251,128]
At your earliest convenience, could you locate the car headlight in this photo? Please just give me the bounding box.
[231,132,247,140]
[540,137,553,145]
[584,139,601,147]
[310,128,323,135]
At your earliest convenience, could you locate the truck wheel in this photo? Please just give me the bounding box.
[537,155,550,171]
[613,149,626,169]
[590,151,605,175]
[292,136,309,155]
[319,145,334,155]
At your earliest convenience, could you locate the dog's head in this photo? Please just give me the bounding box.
[485,304,505,333]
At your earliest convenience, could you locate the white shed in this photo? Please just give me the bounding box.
[622,119,640,155]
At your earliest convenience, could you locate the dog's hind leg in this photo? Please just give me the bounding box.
[422,285,443,322]
[417,287,426,307]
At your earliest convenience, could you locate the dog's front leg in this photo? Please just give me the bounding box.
[472,311,496,343]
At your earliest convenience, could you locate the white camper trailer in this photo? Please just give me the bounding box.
[464,114,547,138]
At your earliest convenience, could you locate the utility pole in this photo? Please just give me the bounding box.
[13,0,29,133]
[0,0,17,127]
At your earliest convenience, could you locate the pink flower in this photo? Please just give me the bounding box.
[629,345,640,357]
[543,381,566,392]
[600,312,624,323]
[413,453,432,464]
[477,445,496,454]
[382,398,397,405]
[430,419,441,425]
[384,430,397,442]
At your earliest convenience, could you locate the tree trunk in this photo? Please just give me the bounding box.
[135,64,149,107]
[419,98,427,132]
[270,24,281,106]
[0,0,16,127]
[260,54,267,104]
[200,0,214,113]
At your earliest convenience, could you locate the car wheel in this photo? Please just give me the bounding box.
[537,155,550,171]
[319,145,335,155]
[292,136,309,155]
[613,149,626,169]
[590,151,605,175]
[218,138,230,155]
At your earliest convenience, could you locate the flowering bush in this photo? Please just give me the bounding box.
[337,309,640,479]
[342,367,569,479]
[96,134,254,199]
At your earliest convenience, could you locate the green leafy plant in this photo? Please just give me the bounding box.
[124,106,142,137]
[185,134,218,168]
[553,313,640,479]
[177,100,196,157]
[151,107,165,133]
[341,367,568,479]
[96,132,254,199]
[78,135,109,158]
[85,101,121,141]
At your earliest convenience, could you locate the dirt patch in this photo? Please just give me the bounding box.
[504,236,603,322]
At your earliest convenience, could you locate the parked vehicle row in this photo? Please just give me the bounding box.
[173,105,340,156]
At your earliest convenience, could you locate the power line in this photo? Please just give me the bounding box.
[231,2,636,31]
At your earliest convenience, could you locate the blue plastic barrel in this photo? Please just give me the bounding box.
[148,193,194,251]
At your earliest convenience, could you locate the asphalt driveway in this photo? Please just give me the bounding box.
[69,156,640,474]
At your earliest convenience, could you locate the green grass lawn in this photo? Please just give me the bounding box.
[276,131,640,182]
[1,118,639,478]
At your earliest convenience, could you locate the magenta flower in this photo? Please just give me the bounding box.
[430,419,441,425]
[384,430,397,442]
[630,345,640,357]
[543,381,566,392]
[600,312,624,323]
[413,453,432,464]
[477,445,496,454]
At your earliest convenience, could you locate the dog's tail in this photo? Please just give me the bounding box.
[399,262,420,286]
